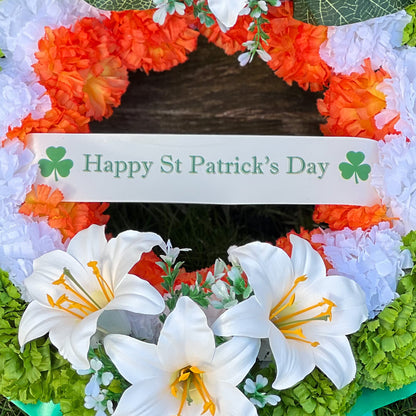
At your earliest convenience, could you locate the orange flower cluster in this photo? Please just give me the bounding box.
[106,9,199,73]
[19,184,110,242]
[264,2,331,92]
[318,59,399,140]
[7,108,90,146]
[198,14,253,56]
[33,18,129,121]
[276,227,333,270]
[313,204,391,231]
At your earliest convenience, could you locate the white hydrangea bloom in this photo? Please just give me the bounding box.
[375,48,416,138]
[0,214,64,299]
[320,11,411,75]
[312,222,412,319]
[0,140,37,213]
[372,134,416,234]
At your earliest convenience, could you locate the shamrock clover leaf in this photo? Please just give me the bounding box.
[39,146,73,182]
[339,151,371,184]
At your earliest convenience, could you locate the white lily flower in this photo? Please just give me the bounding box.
[18,225,165,370]
[212,235,368,390]
[208,0,248,28]
[104,296,260,416]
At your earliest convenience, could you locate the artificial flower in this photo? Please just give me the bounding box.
[312,204,391,231]
[198,14,253,56]
[320,11,411,75]
[275,227,332,270]
[33,18,129,121]
[7,106,90,146]
[0,213,64,297]
[317,59,399,140]
[19,184,110,243]
[18,225,165,370]
[312,222,412,319]
[104,296,260,416]
[106,9,199,73]
[0,140,37,213]
[265,3,331,92]
[208,0,248,28]
[212,235,368,390]
[372,134,416,234]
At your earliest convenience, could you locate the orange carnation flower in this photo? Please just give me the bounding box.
[276,227,332,270]
[106,9,199,73]
[317,59,399,140]
[7,106,90,146]
[19,184,110,242]
[198,14,253,56]
[265,2,331,92]
[313,204,392,231]
[33,18,129,121]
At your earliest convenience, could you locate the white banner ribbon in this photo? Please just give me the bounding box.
[28,133,380,205]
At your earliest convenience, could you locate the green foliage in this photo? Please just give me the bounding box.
[293,0,415,26]
[83,0,154,10]
[402,230,416,264]
[254,364,360,416]
[352,271,416,390]
[403,3,416,46]
[0,269,92,415]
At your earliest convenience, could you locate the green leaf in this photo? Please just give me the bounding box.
[356,164,371,181]
[293,0,415,26]
[338,151,371,183]
[56,159,74,178]
[82,0,154,10]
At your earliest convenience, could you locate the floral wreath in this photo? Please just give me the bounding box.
[2,0,416,415]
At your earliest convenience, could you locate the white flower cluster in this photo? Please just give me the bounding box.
[320,11,411,75]
[312,222,412,319]
[372,134,416,234]
[79,357,114,416]
[0,141,63,297]
[0,0,106,140]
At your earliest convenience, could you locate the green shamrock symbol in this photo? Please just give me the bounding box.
[38,146,73,182]
[338,151,371,184]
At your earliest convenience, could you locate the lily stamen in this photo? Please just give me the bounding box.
[274,297,336,325]
[87,261,114,302]
[170,366,216,416]
[269,275,307,319]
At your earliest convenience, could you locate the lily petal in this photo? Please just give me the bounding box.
[208,0,247,27]
[210,336,260,386]
[289,235,326,282]
[49,311,100,370]
[269,324,315,390]
[103,230,163,289]
[18,301,70,346]
[299,275,368,337]
[313,335,357,389]
[107,274,165,314]
[112,381,176,416]
[212,296,270,338]
[158,296,215,371]
[104,334,164,384]
[25,250,98,304]
[66,224,107,270]
[229,242,294,311]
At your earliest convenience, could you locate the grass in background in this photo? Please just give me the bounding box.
[2,202,416,415]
